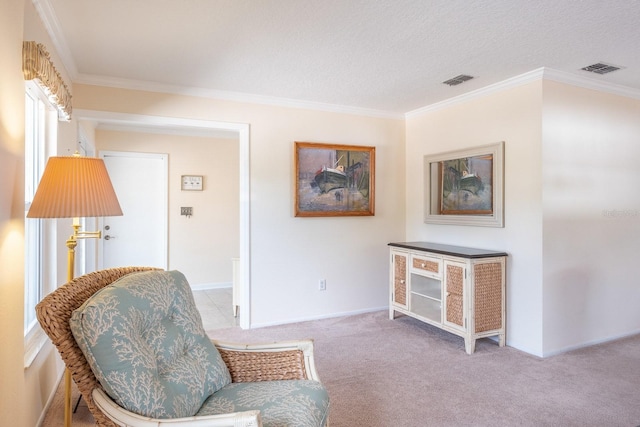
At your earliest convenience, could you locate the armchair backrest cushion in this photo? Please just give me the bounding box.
[70,270,231,418]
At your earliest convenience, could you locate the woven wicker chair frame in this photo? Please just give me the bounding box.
[36,267,323,427]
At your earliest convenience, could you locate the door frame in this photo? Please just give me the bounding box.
[75,109,251,329]
[98,150,169,271]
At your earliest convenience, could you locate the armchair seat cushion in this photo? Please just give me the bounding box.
[197,379,330,427]
[70,270,231,419]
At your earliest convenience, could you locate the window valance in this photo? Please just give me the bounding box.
[23,41,72,120]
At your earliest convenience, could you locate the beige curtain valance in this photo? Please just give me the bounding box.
[23,41,72,120]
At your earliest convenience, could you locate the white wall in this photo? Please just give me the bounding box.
[405,82,545,356]
[96,129,239,286]
[541,80,640,355]
[74,84,407,327]
[0,0,28,423]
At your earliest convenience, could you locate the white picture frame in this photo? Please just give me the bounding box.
[181,175,203,191]
[424,141,504,227]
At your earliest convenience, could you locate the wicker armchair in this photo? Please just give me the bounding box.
[36,267,328,427]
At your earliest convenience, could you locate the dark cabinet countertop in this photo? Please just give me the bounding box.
[388,242,507,259]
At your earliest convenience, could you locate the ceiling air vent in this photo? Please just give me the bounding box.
[443,74,474,86]
[581,62,621,75]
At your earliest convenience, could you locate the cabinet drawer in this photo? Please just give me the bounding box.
[411,255,442,277]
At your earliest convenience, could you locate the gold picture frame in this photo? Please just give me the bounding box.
[295,142,375,217]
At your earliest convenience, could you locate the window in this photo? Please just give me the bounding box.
[24,81,57,364]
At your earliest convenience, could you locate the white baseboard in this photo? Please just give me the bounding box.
[190,281,232,291]
[250,306,388,329]
[37,369,65,427]
[542,329,640,358]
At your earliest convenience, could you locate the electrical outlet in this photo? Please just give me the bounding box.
[318,279,326,291]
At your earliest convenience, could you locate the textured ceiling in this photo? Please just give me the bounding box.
[42,0,640,115]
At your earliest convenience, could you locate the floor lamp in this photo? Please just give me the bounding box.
[27,153,122,427]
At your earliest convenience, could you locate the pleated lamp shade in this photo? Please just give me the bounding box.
[27,155,123,219]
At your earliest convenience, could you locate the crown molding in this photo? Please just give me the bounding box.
[406,67,640,118]
[32,0,78,79]
[405,68,546,118]
[541,68,640,100]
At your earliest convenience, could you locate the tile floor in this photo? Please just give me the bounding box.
[193,287,239,331]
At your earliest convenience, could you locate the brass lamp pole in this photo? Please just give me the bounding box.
[27,152,122,427]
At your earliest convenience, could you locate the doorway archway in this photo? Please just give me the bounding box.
[75,109,251,329]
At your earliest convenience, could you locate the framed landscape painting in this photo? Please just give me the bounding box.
[295,141,375,217]
[424,141,504,227]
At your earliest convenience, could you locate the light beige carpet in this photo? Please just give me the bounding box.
[43,311,640,426]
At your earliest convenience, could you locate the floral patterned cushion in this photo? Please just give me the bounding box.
[70,270,231,418]
[197,380,330,427]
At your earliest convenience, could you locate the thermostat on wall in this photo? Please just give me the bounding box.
[181,175,203,191]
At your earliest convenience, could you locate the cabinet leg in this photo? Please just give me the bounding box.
[465,338,476,354]
[389,308,396,320]
[499,333,506,347]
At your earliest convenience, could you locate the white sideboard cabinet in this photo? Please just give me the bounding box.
[389,242,507,354]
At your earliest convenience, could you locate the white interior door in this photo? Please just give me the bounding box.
[99,151,168,270]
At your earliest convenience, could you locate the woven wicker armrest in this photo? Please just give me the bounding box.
[93,388,263,427]
[212,339,321,383]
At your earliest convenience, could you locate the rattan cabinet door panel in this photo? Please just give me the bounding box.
[473,261,504,333]
[444,261,465,331]
[389,250,408,318]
